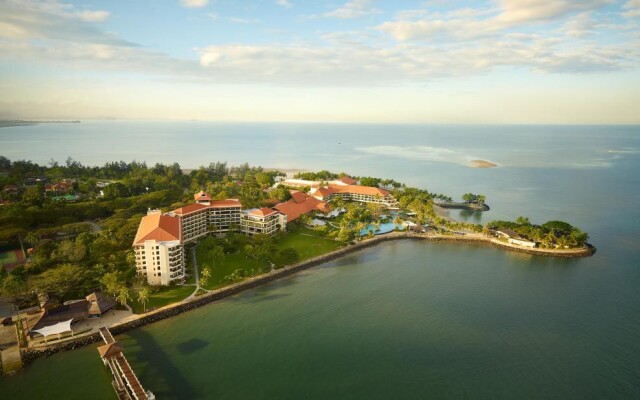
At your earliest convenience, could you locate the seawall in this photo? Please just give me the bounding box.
[19,232,595,366]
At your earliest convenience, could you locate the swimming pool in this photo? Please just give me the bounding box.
[360,222,405,236]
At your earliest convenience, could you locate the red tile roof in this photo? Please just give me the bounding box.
[194,190,212,201]
[311,184,391,201]
[274,193,330,222]
[248,207,278,217]
[208,199,242,208]
[172,203,208,216]
[133,212,181,245]
[290,191,308,203]
[338,177,357,185]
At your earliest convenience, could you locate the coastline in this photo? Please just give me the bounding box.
[18,232,594,368]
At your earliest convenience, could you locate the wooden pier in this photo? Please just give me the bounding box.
[98,327,155,400]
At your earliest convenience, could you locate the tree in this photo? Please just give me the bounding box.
[278,248,299,265]
[55,240,87,262]
[393,215,403,227]
[208,246,224,269]
[31,264,87,301]
[22,186,44,207]
[116,287,130,307]
[1,274,29,305]
[201,267,212,286]
[137,287,149,313]
[100,271,123,297]
[24,232,40,249]
[515,216,531,226]
[102,182,129,199]
[462,193,475,203]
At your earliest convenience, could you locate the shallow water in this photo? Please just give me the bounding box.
[0,123,639,399]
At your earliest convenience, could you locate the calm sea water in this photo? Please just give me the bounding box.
[0,122,639,399]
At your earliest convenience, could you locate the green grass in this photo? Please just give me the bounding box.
[198,248,267,290]
[195,226,342,291]
[274,225,343,261]
[130,285,195,314]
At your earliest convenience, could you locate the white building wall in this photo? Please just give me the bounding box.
[135,240,184,286]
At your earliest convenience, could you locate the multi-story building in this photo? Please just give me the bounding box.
[240,208,287,236]
[193,191,243,235]
[133,192,243,285]
[312,184,398,209]
[133,210,185,286]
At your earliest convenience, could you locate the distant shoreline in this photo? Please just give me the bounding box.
[0,120,81,129]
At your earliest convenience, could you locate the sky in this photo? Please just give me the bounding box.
[0,0,639,124]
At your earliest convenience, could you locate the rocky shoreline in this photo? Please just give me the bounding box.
[18,232,594,367]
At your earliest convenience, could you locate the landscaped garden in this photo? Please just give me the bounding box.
[194,223,343,291]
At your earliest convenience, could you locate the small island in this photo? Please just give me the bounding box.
[469,160,498,168]
[0,156,594,374]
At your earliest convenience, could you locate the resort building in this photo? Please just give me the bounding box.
[274,191,330,222]
[278,176,358,189]
[241,208,287,236]
[133,210,184,286]
[312,184,399,209]
[495,229,537,248]
[132,191,249,285]
[168,193,242,242]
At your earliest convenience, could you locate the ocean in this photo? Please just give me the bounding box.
[0,122,638,399]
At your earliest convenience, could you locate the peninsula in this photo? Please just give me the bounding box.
[0,157,593,374]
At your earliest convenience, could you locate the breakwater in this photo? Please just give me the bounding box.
[435,202,490,211]
[18,232,594,366]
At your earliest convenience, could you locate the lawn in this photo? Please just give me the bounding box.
[130,285,195,314]
[198,245,267,290]
[274,225,343,261]
[195,226,342,291]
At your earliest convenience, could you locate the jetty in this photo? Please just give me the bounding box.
[97,327,154,400]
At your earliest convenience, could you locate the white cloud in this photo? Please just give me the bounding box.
[495,0,613,24]
[180,0,209,8]
[0,0,635,90]
[74,10,110,22]
[196,36,629,85]
[324,0,381,19]
[561,12,597,38]
[275,0,292,8]
[623,0,640,17]
[228,17,260,24]
[379,0,614,42]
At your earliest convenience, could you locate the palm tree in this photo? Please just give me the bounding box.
[137,287,149,313]
[201,267,212,286]
[24,232,40,249]
[208,246,223,269]
[116,287,130,308]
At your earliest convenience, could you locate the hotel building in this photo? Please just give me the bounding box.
[240,208,287,236]
[133,191,244,285]
[312,184,398,209]
[133,210,184,286]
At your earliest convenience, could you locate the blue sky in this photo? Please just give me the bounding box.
[0,0,639,123]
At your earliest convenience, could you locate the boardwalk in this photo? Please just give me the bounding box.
[98,327,154,400]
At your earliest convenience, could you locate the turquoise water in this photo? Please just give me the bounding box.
[1,123,639,399]
[360,222,405,236]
